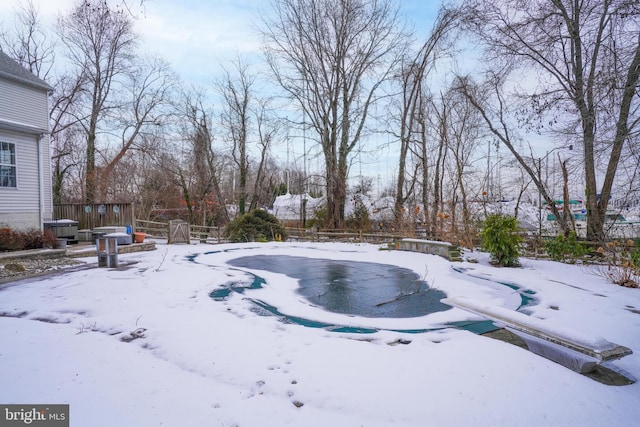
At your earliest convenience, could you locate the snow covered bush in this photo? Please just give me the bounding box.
[480,214,523,267]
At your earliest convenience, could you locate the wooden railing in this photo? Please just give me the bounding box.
[285,228,403,244]
[135,219,224,243]
[135,219,168,238]
[135,220,404,245]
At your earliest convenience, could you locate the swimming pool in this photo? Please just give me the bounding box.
[194,245,537,334]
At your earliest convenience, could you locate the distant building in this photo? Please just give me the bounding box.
[271,193,323,224]
[0,50,53,230]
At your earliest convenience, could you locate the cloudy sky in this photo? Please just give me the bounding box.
[0,0,442,87]
[0,0,447,184]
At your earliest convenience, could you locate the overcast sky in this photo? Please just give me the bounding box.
[0,0,442,87]
[0,0,465,189]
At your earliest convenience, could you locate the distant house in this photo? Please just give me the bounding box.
[0,50,53,230]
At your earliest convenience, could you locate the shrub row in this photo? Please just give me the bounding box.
[0,227,57,252]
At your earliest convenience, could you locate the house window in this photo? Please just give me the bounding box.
[0,141,17,187]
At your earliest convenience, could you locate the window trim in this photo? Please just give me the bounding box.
[0,140,17,188]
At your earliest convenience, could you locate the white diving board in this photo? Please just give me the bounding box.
[442,296,633,373]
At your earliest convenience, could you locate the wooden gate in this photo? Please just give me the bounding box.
[168,220,190,244]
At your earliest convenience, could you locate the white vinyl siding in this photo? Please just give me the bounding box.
[40,133,53,216]
[0,79,49,130]
[0,73,52,230]
[0,131,39,211]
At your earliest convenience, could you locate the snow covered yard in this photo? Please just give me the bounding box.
[0,241,638,427]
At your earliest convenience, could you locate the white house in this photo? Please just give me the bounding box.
[0,50,53,230]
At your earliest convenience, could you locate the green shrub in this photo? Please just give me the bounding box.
[544,231,588,262]
[308,206,328,229]
[225,209,287,242]
[481,214,523,267]
[345,201,371,231]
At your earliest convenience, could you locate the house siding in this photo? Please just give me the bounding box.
[0,79,49,129]
[0,57,53,231]
[0,129,49,230]
[0,212,40,230]
[41,134,52,219]
[0,129,38,197]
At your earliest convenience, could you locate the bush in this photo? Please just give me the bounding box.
[594,240,640,288]
[0,227,55,251]
[308,206,328,229]
[0,227,23,251]
[481,214,523,267]
[544,231,588,263]
[42,230,57,249]
[225,209,287,242]
[22,229,45,250]
[345,201,371,231]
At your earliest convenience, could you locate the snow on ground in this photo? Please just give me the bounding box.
[1,241,639,426]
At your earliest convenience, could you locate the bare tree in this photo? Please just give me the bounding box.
[173,92,229,225]
[55,1,176,204]
[0,0,55,79]
[0,0,78,204]
[218,58,254,216]
[463,0,640,242]
[443,87,484,246]
[392,6,460,229]
[262,0,407,228]
[57,0,137,203]
[429,95,449,238]
[97,54,177,197]
[218,57,281,215]
[250,98,280,211]
[455,73,571,236]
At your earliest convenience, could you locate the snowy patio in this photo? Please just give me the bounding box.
[1,241,639,426]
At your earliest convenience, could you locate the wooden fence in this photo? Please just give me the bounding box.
[134,220,402,245]
[285,228,403,244]
[54,203,135,231]
[136,219,224,243]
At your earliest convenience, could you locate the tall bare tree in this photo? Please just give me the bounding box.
[0,0,77,204]
[392,6,460,228]
[97,54,177,197]
[58,0,137,203]
[262,0,406,228]
[250,98,279,211]
[218,57,280,215]
[463,0,640,242]
[442,87,484,246]
[218,58,253,216]
[174,92,229,225]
